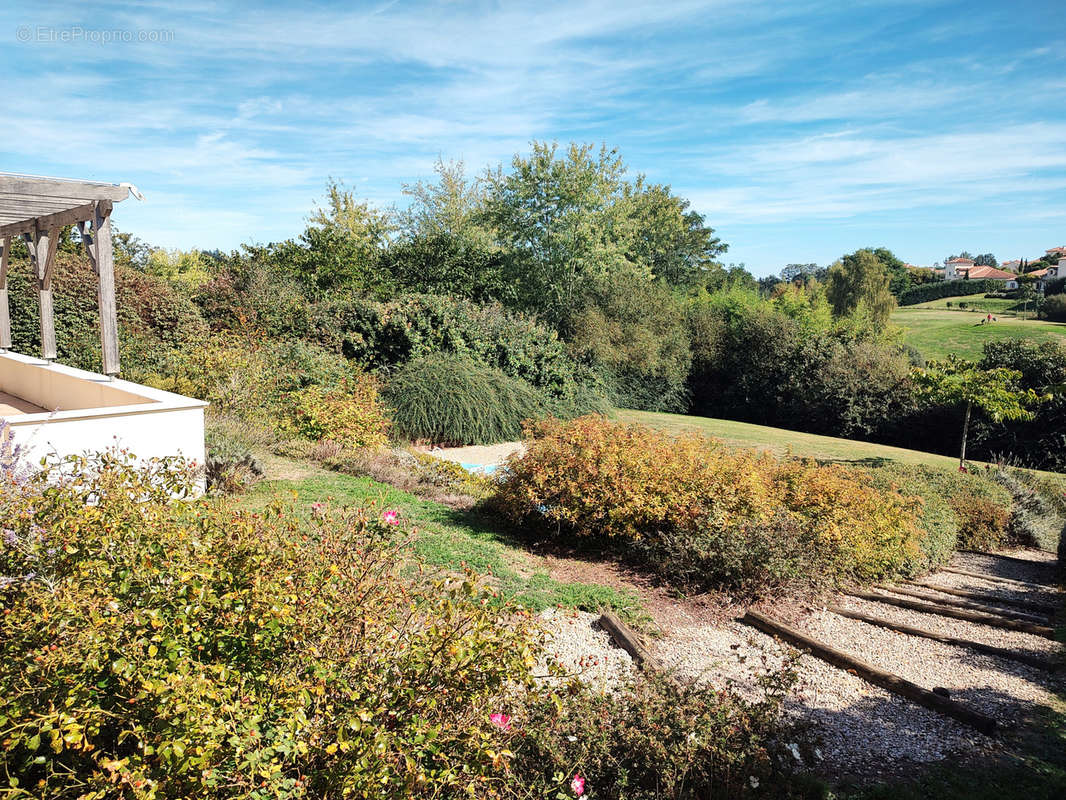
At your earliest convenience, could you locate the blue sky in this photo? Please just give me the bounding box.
[2,0,1064,276]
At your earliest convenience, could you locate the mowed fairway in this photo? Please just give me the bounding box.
[893,305,1066,361]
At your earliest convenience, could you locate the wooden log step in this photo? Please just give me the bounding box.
[874,584,1051,624]
[598,612,662,671]
[742,610,997,735]
[825,606,1059,673]
[844,591,1056,639]
[907,581,1058,616]
[940,567,1053,591]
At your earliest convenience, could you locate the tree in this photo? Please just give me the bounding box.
[825,249,896,329]
[618,180,726,286]
[912,355,1043,468]
[482,142,633,326]
[973,253,998,267]
[398,158,491,246]
[1013,273,1039,318]
[780,263,824,284]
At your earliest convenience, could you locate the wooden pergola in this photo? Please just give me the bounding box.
[0,173,140,376]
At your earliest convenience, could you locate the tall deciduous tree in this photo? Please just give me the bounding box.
[912,355,1043,467]
[825,249,896,329]
[482,142,633,325]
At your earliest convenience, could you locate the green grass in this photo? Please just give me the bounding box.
[238,469,646,624]
[616,408,966,469]
[892,306,1066,361]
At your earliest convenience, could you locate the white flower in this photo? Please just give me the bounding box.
[787,742,802,762]
[749,776,760,789]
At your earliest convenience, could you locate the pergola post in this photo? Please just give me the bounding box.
[78,201,120,376]
[0,237,10,350]
[22,224,59,361]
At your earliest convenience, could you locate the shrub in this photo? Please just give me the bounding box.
[326,293,607,410]
[566,272,692,412]
[865,464,959,568]
[282,374,390,449]
[510,668,800,799]
[385,354,544,445]
[958,301,968,309]
[0,451,541,798]
[492,416,926,592]
[898,279,1002,306]
[204,428,263,494]
[1039,293,1066,321]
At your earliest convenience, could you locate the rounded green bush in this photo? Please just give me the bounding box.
[385,354,544,445]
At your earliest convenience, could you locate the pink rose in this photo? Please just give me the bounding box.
[570,773,585,796]
[382,510,400,525]
[489,712,511,731]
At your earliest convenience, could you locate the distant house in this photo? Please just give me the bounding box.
[1007,259,1064,292]
[1001,259,1022,272]
[943,257,976,279]
[1044,246,1066,259]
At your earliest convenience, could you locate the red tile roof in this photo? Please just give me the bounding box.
[961,265,1016,280]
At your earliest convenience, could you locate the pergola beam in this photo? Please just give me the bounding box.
[0,173,137,375]
[0,201,101,238]
[0,175,130,202]
[22,225,60,360]
[78,201,120,375]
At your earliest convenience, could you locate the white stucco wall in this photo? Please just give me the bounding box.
[0,351,208,489]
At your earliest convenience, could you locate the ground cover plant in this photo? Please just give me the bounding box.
[491,415,931,593]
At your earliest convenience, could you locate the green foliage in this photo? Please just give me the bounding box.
[281,374,391,449]
[492,416,927,593]
[826,249,897,328]
[204,428,264,495]
[1039,293,1066,321]
[510,668,799,800]
[384,354,544,445]
[481,141,726,326]
[5,253,207,373]
[898,279,1002,306]
[0,453,541,798]
[568,272,692,411]
[686,290,912,438]
[864,463,1013,558]
[331,293,607,409]
[379,232,507,301]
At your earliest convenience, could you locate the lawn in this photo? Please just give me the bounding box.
[237,466,645,622]
[892,306,1066,361]
[616,408,967,469]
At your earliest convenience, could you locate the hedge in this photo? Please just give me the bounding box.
[898,279,1004,306]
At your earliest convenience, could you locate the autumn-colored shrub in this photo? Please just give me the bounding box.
[282,375,390,449]
[492,416,925,591]
[0,452,540,798]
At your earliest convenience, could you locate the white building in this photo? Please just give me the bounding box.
[0,173,206,486]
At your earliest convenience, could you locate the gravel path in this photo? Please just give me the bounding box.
[534,552,1062,779]
[536,608,636,693]
[921,569,1062,607]
[802,608,1062,723]
[950,550,1059,586]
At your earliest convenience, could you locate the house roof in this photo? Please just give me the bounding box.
[962,265,1017,280]
[0,172,137,238]
[946,257,975,265]
[1044,246,1066,256]
[1028,268,1050,278]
